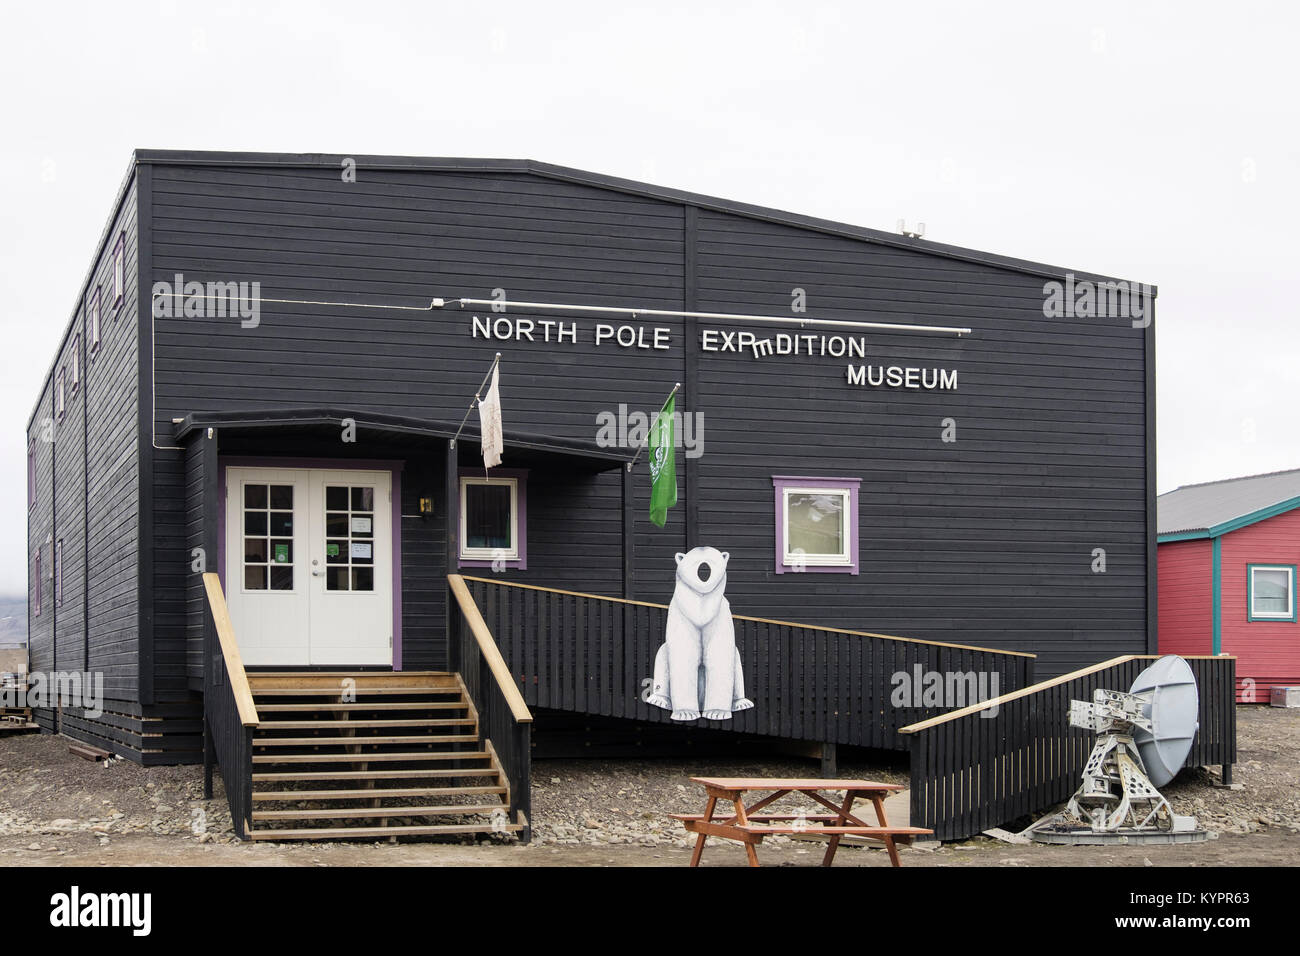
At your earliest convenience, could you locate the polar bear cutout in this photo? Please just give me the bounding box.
[646,547,754,721]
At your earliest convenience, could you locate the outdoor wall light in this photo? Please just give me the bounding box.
[419,496,435,517]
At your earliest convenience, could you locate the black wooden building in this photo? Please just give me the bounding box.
[26,151,1156,797]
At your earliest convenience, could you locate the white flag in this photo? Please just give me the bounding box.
[478,364,503,468]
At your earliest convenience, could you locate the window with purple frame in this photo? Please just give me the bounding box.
[458,469,527,569]
[772,476,860,574]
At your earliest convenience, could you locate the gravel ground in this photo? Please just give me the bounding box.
[1158,704,1300,835]
[0,704,1295,862]
[529,754,908,848]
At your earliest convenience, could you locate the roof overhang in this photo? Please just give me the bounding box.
[173,408,633,472]
[1157,494,1300,543]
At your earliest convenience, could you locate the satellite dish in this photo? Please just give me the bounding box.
[1130,655,1199,788]
[1030,654,1207,843]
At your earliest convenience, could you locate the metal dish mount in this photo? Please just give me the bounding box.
[1031,655,1210,845]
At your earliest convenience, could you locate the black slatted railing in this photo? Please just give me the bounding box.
[448,575,534,842]
[899,655,1237,841]
[459,575,1036,751]
[201,573,258,841]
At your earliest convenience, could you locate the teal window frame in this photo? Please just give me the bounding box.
[1247,563,1296,622]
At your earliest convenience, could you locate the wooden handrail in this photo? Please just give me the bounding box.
[202,573,260,727]
[457,574,1036,659]
[447,574,534,723]
[897,652,1237,734]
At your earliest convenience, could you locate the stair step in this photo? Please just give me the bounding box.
[254,751,492,764]
[251,687,464,697]
[248,821,522,841]
[253,768,500,783]
[252,785,506,801]
[258,718,477,730]
[247,671,451,678]
[253,734,476,747]
[252,803,508,822]
[252,753,489,774]
[257,701,469,712]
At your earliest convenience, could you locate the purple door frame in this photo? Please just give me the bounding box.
[219,456,405,670]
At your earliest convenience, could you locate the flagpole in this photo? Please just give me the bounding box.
[627,382,681,472]
[450,352,502,450]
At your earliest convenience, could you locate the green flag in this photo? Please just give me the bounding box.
[647,393,678,527]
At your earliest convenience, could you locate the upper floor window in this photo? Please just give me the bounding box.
[54,539,63,607]
[458,470,527,569]
[33,548,42,617]
[112,232,125,307]
[70,334,81,394]
[27,440,36,509]
[772,476,860,574]
[88,287,101,353]
[55,368,66,422]
[1249,564,1296,622]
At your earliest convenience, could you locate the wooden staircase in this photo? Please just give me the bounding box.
[244,670,525,841]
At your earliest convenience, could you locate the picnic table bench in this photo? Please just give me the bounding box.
[672,776,933,867]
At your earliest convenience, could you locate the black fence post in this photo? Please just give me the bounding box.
[203,717,213,800]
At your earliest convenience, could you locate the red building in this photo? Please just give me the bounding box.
[1158,468,1300,701]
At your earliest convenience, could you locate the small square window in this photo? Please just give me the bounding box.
[458,471,527,568]
[773,476,860,574]
[1248,564,1296,622]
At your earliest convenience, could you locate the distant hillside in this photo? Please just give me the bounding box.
[0,595,27,647]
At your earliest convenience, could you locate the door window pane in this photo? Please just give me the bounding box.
[243,482,294,591]
[325,484,377,591]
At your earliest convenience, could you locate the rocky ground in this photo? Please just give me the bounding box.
[0,704,1296,865]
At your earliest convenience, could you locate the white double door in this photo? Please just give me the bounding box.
[225,467,392,666]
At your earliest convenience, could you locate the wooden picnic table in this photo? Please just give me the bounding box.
[672,776,933,867]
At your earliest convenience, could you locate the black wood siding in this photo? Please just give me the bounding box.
[123,156,1151,693]
[27,170,142,730]
[146,164,689,666]
[691,210,1148,673]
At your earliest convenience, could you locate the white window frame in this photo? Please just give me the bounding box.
[112,232,125,306]
[1248,564,1295,621]
[70,334,80,394]
[27,440,36,509]
[55,368,66,421]
[780,484,854,568]
[88,287,101,353]
[459,476,519,562]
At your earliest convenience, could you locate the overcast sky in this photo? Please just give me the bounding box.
[2,1,1296,595]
